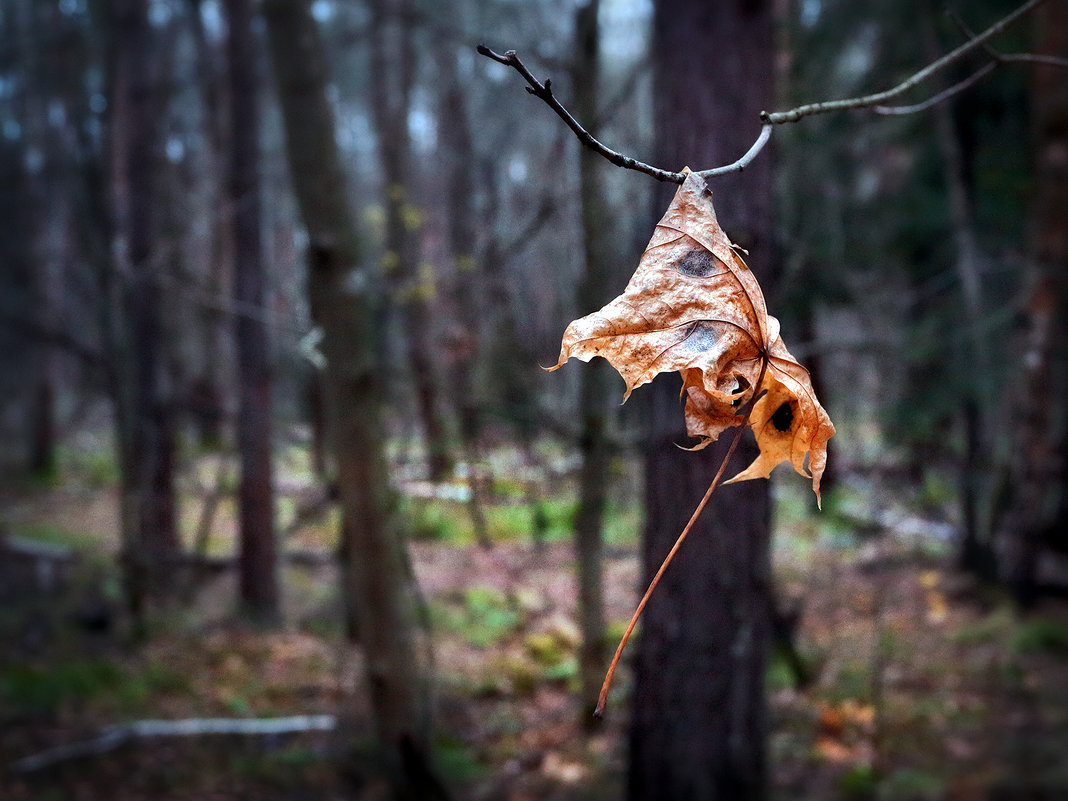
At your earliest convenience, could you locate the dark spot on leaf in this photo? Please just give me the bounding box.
[675,249,728,278]
[681,321,719,352]
[771,401,794,433]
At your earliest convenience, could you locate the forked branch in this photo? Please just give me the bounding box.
[478,0,1050,182]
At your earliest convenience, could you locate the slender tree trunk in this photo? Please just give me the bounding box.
[189,0,231,450]
[1003,1,1068,605]
[629,2,776,799]
[225,0,279,624]
[261,2,447,797]
[368,0,453,484]
[434,42,492,548]
[572,0,611,726]
[113,0,179,614]
[922,14,997,581]
[13,0,59,480]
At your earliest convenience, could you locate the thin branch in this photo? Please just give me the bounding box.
[697,124,773,178]
[998,52,1068,68]
[875,61,998,115]
[478,0,1044,183]
[477,45,685,183]
[948,7,1068,69]
[762,0,1045,124]
[875,4,1068,116]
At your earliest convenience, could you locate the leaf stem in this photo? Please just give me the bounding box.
[594,356,769,717]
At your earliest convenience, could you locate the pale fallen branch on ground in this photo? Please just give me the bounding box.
[10,715,337,774]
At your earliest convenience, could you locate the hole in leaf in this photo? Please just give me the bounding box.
[730,375,751,407]
[771,401,794,432]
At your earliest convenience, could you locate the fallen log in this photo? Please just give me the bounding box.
[11,714,337,773]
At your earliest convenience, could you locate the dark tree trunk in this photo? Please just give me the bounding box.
[113,0,179,614]
[189,0,231,450]
[225,0,279,623]
[629,2,776,799]
[262,2,447,797]
[13,0,59,480]
[1003,1,1068,605]
[572,0,611,726]
[921,14,998,581]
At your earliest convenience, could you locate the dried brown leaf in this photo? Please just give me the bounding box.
[552,170,835,502]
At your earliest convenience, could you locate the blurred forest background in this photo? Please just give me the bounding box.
[1,0,1066,799]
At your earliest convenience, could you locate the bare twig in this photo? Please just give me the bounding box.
[997,52,1068,68]
[875,62,998,115]
[762,0,1045,124]
[700,124,773,177]
[477,45,684,183]
[876,4,1068,116]
[947,7,1068,69]
[478,0,1046,182]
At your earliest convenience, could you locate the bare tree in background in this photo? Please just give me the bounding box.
[571,0,612,726]
[112,0,180,615]
[262,0,448,797]
[370,0,454,483]
[224,0,279,624]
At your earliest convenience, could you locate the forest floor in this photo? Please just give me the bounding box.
[2,443,1068,801]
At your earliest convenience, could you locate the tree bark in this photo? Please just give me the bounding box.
[188,0,231,450]
[112,0,180,614]
[225,0,279,624]
[629,2,776,799]
[434,40,492,548]
[1003,0,1068,604]
[261,2,446,797]
[572,0,611,727]
[921,12,997,581]
[369,0,453,484]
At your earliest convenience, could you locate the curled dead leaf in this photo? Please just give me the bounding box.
[552,170,835,503]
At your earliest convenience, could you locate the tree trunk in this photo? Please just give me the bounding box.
[921,14,998,581]
[1003,1,1068,605]
[433,31,493,548]
[189,0,231,450]
[261,2,447,797]
[629,2,776,799]
[369,0,453,484]
[225,0,279,624]
[112,0,179,614]
[11,0,59,480]
[572,0,611,726]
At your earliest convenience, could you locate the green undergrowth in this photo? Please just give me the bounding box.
[408,494,639,548]
[0,654,192,718]
[431,586,524,648]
